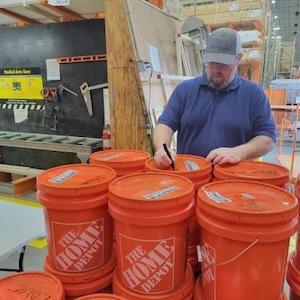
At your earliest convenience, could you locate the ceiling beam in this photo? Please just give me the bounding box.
[0,8,40,24]
[40,0,86,21]
[96,12,105,19]
[24,4,60,22]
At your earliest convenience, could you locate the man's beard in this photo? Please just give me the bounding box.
[208,75,227,90]
[207,73,234,90]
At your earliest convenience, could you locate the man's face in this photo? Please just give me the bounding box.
[205,55,241,90]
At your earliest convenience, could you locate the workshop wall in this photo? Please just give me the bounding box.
[0,19,106,168]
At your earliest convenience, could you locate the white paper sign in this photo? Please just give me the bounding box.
[149,45,161,72]
[229,3,239,12]
[46,59,60,81]
[13,108,28,123]
[249,9,262,18]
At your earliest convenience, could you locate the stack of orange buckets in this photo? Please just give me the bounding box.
[195,180,297,300]
[37,164,117,299]
[193,160,294,300]
[108,172,195,299]
[287,176,300,300]
[33,153,297,300]
[145,154,212,273]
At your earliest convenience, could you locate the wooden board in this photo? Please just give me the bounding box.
[106,0,182,151]
[105,0,152,152]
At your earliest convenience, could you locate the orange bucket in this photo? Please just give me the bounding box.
[294,176,300,269]
[108,172,194,294]
[213,161,290,187]
[37,164,116,273]
[145,155,212,273]
[89,149,150,176]
[113,264,194,299]
[0,271,64,300]
[75,294,127,299]
[287,253,300,300]
[197,180,298,300]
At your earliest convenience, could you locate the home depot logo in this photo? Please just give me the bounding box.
[120,235,175,293]
[52,219,104,272]
[199,242,216,300]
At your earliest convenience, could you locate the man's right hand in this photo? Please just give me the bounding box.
[154,146,176,169]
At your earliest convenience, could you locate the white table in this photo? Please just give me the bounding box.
[0,199,46,271]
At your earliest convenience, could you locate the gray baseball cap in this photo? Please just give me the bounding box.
[203,28,242,65]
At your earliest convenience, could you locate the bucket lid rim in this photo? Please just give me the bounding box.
[214,160,290,180]
[37,163,116,189]
[0,271,64,297]
[90,149,151,162]
[197,180,298,215]
[145,155,212,174]
[109,172,195,202]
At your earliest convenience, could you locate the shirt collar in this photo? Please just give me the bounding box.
[199,73,241,92]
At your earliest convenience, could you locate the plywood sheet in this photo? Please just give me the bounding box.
[126,0,181,110]
[106,0,184,151]
[106,0,152,151]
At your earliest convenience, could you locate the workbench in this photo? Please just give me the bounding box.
[0,198,45,272]
[0,131,102,163]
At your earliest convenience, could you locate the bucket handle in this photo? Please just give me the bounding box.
[197,238,258,273]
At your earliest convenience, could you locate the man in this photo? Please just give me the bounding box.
[153,27,276,167]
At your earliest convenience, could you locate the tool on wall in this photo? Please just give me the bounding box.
[42,87,59,102]
[58,84,78,97]
[41,84,77,131]
[41,86,59,131]
[80,82,108,116]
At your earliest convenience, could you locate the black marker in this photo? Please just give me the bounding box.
[163,143,175,170]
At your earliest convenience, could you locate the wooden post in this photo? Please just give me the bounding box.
[105,0,152,152]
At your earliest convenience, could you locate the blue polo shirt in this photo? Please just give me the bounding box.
[158,74,276,157]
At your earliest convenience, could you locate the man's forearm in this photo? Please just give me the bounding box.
[234,135,274,160]
[152,124,174,151]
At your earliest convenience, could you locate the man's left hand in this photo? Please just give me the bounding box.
[206,147,243,165]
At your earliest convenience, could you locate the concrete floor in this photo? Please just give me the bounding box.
[0,141,298,298]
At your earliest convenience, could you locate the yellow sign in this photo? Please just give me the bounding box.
[0,68,44,100]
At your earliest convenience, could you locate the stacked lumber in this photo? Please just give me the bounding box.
[278,42,295,74]
[182,0,268,83]
[182,0,264,26]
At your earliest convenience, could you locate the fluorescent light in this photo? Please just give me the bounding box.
[272,0,276,3]
[0,0,38,5]
[273,27,280,30]
[276,36,282,39]
[274,15,278,19]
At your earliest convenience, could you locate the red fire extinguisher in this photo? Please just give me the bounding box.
[102,124,111,150]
